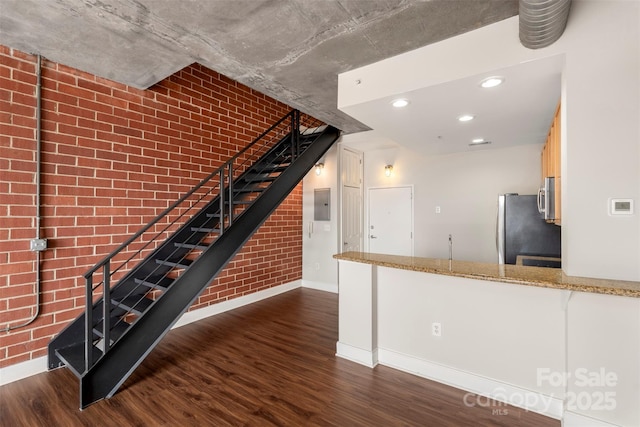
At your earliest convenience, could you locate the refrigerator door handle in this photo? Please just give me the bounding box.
[496,209,500,261]
[537,187,546,214]
[497,195,506,264]
[544,177,556,221]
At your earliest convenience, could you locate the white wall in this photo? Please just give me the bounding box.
[560,2,640,281]
[338,0,640,281]
[302,144,339,291]
[377,268,568,398]
[360,142,543,262]
[566,292,640,426]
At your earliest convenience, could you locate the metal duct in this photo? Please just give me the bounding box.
[519,0,572,49]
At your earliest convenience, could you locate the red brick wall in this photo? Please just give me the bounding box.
[0,45,304,368]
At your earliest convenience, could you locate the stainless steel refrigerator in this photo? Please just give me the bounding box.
[497,194,561,268]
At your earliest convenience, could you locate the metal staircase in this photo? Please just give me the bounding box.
[47,110,340,409]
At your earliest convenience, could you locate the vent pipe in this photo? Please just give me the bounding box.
[519,0,572,49]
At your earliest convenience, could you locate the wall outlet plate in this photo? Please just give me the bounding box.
[30,238,47,251]
[431,322,442,337]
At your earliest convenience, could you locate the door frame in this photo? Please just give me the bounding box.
[366,185,414,256]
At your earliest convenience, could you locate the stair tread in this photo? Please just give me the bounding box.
[155,257,194,268]
[173,242,209,250]
[56,343,102,378]
[253,165,287,173]
[134,275,173,291]
[226,200,253,205]
[233,187,265,193]
[112,295,154,315]
[240,179,276,185]
[93,318,130,343]
[300,124,328,136]
[241,175,277,182]
[190,226,221,233]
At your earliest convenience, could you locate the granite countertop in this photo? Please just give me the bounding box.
[334,252,640,298]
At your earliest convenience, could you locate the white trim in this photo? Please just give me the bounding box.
[301,279,338,294]
[0,355,48,386]
[562,412,617,427]
[377,348,563,420]
[0,280,302,385]
[336,341,379,368]
[172,280,302,328]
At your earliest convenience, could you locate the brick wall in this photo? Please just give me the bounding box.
[0,45,304,368]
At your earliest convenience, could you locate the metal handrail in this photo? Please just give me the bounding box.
[82,109,311,371]
[84,110,298,279]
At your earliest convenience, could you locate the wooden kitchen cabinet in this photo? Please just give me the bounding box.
[541,101,561,225]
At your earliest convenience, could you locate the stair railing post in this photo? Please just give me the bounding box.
[84,275,93,372]
[227,163,234,227]
[293,110,300,160]
[219,168,225,234]
[102,260,111,353]
[290,111,295,161]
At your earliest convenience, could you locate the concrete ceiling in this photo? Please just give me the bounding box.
[0,0,519,134]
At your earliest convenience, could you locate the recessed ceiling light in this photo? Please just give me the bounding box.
[471,138,485,144]
[391,98,409,108]
[480,76,505,88]
[458,114,475,122]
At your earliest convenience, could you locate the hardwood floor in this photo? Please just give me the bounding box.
[1,288,560,426]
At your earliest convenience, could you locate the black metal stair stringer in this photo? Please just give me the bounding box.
[77,125,340,408]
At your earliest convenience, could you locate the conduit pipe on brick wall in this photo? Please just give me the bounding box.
[519,0,572,49]
[2,54,43,333]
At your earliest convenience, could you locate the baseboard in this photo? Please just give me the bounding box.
[336,341,378,368]
[562,412,618,427]
[172,279,302,328]
[0,355,48,386]
[301,279,338,294]
[377,348,564,420]
[0,280,302,386]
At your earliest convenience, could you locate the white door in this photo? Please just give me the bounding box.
[342,186,361,252]
[340,147,363,253]
[342,147,361,187]
[368,187,413,256]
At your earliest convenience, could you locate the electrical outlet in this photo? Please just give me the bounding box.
[435,206,441,214]
[314,262,320,270]
[30,238,47,252]
[432,322,442,337]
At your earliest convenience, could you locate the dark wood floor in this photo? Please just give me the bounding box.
[1,288,560,426]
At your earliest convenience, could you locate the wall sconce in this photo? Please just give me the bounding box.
[315,162,324,176]
[384,165,393,177]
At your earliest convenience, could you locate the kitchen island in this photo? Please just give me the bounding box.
[334,252,640,427]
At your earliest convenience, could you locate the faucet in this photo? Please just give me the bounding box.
[448,234,453,270]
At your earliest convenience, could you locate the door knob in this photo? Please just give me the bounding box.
[370,235,377,239]
[343,242,348,245]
